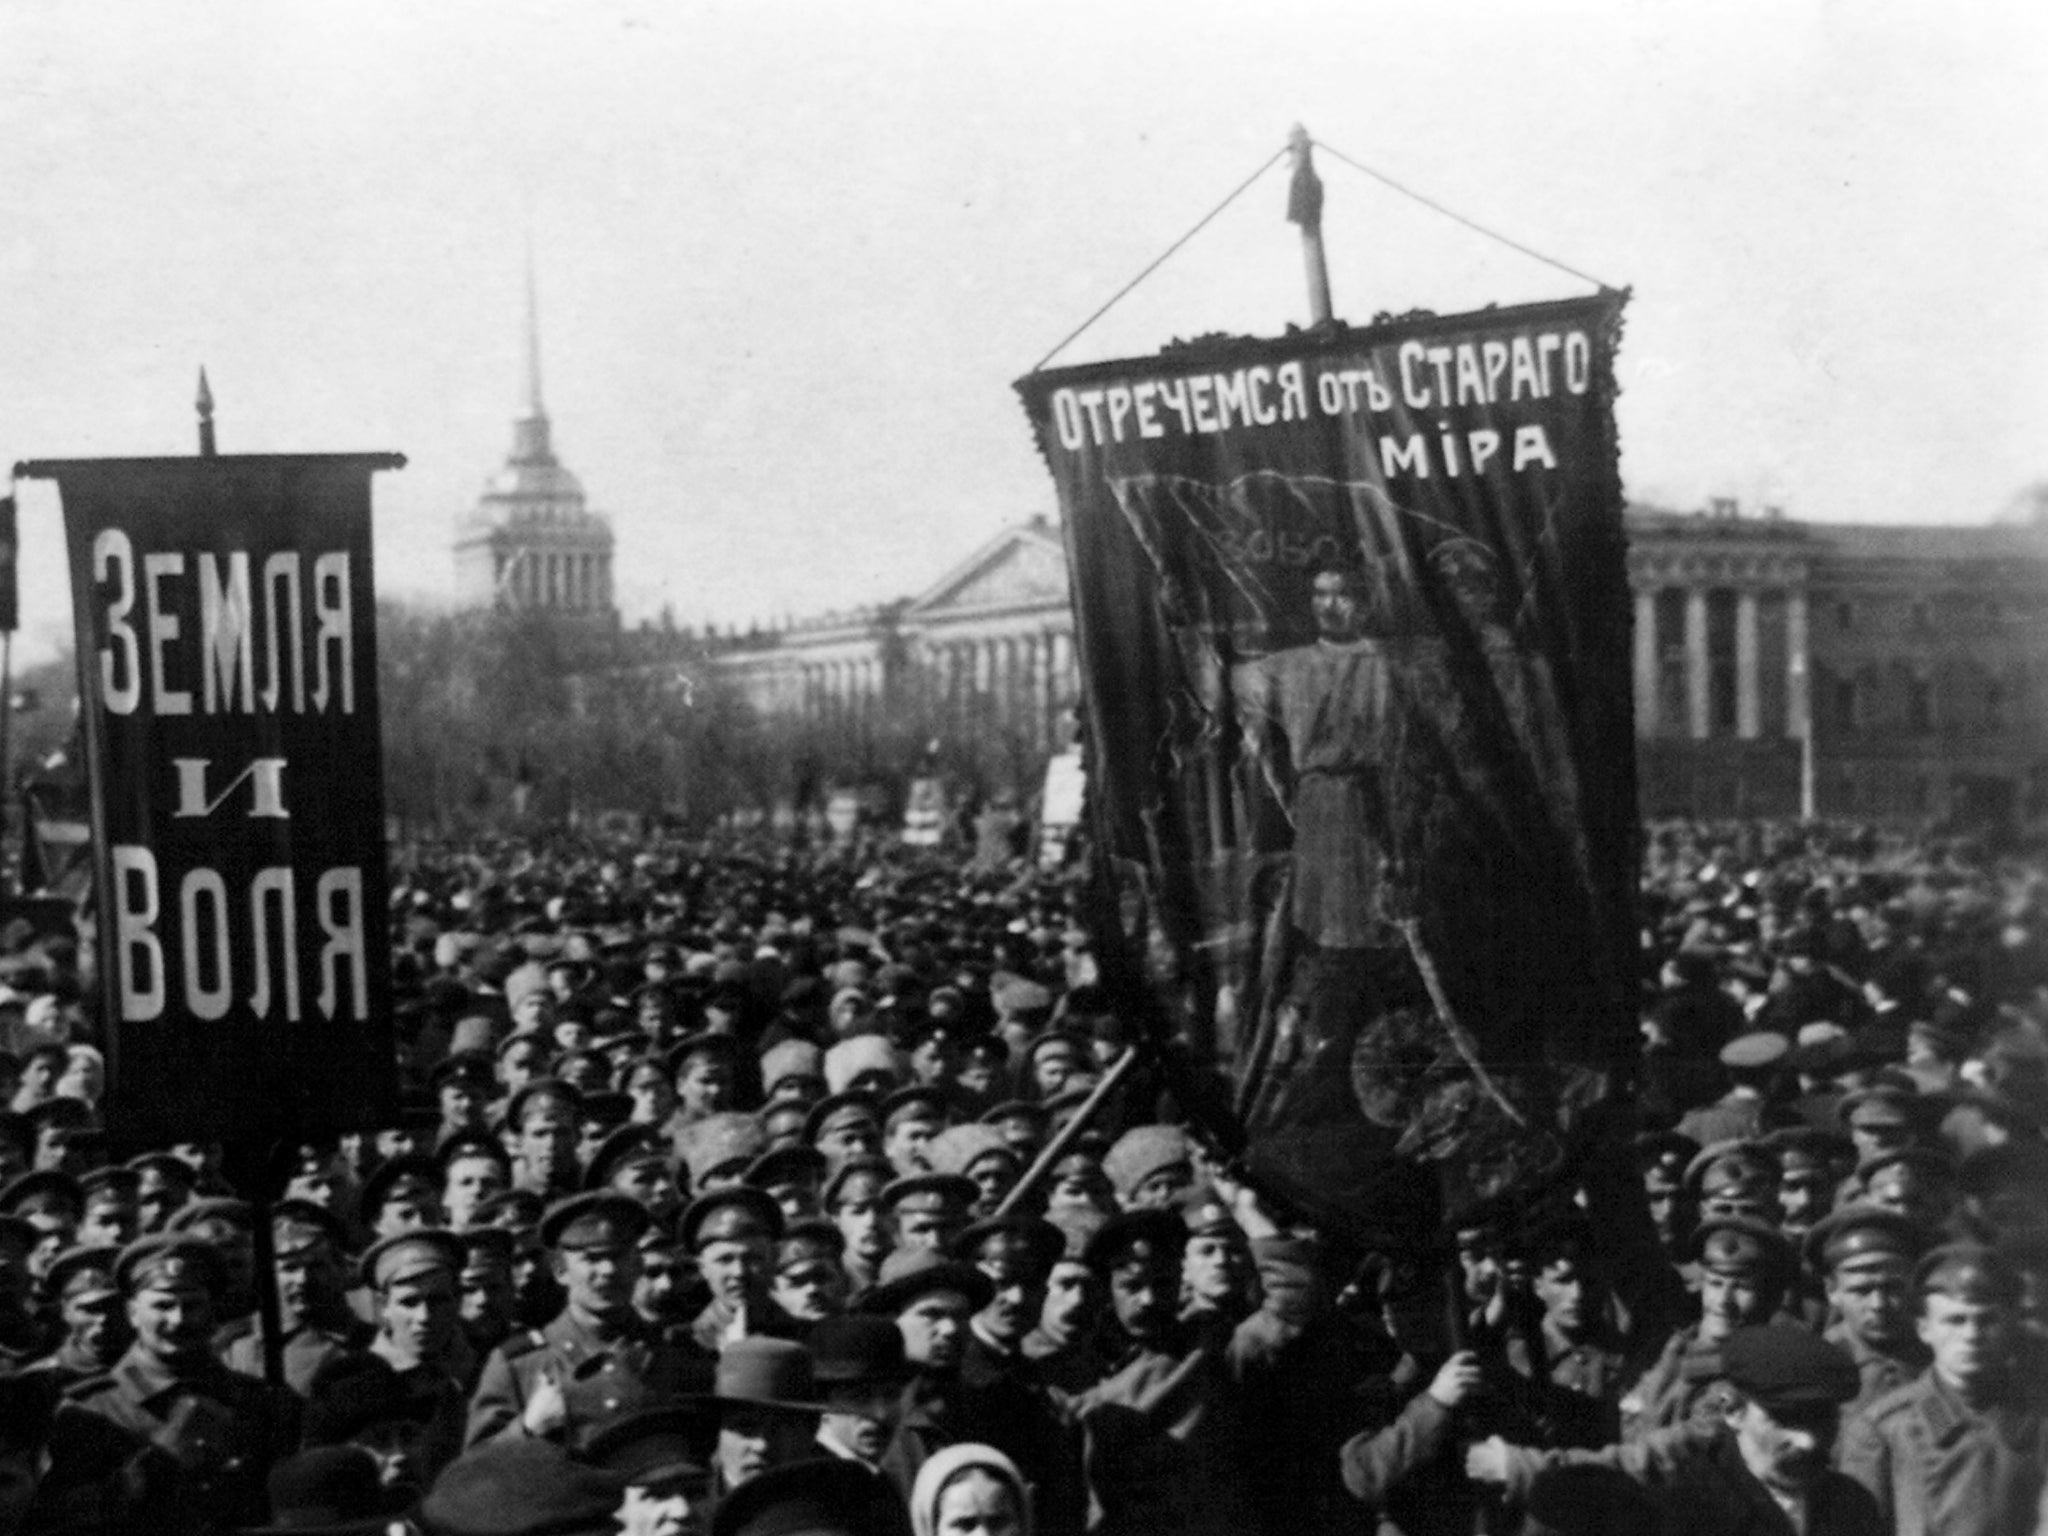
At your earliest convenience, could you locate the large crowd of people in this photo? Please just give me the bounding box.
[1,818,2046,1534]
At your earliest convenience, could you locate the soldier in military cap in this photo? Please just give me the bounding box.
[1834,1083,1927,1201]
[165,1196,261,1356]
[1622,1214,1793,1440]
[806,1091,885,1169]
[505,1079,583,1200]
[1521,1214,1630,1436]
[880,1171,976,1257]
[77,1165,142,1249]
[224,1198,368,1395]
[825,1155,894,1300]
[127,1151,197,1235]
[1177,1180,1252,1325]
[1856,1143,1958,1233]
[585,1123,682,1228]
[440,1135,513,1232]
[1803,1204,1931,1414]
[21,1244,126,1386]
[1678,1031,1794,1149]
[1760,1125,1851,1250]
[432,1050,499,1145]
[767,1219,849,1327]
[1837,1243,2048,1533]
[681,1185,784,1352]
[358,1228,471,1486]
[40,1233,300,1531]
[746,1145,828,1226]
[1686,1140,1783,1225]
[667,1033,743,1131]
[361,1153,448,1242]
[1468,1326,1883,1536]
[1635,1129,1700,1264]
[464,1191,710,1448]
[879,1085,948,1177]
[453,1224,520,1370]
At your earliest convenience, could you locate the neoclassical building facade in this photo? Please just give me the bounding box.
[713,503,2048,820]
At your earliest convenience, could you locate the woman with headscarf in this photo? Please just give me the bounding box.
[910,1442,1032,1536]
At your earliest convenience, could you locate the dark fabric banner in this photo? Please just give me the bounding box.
[1017,292,1638,1234]
[35,454,402,1148]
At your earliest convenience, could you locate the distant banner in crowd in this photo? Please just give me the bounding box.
[1017,292,1637,1231]
[27,453,404,1147]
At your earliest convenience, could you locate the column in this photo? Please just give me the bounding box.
[1786,589,1813,817]
[1735,590,1761,739]
[1633,589,1659,737]
[1685,588,1711,740]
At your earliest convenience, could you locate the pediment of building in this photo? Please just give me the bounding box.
[905,522,1069,619]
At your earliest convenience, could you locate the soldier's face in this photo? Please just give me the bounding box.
[518,1113,575,1179]
[634,1246,686,1322]
[79,1198,137,1250]
[697,1237,768,1308]
[1828,1260,1911,1347]
[627,1071,675,1125]
[833,1184,888,1265]
[128,1280,214,1363]
[275,1249,342,1325]
[885,1115,940,1174]
[1183,1235,1247,1309]
[1698,1270,1770,1341]
[676,1062,733,1117]
[771,1258,846,1324]
[1534,1258,1589,1333]
[380,1272,459,1362]
[1919,1292,2010,1387]
[461,1262,515,1332]
[1107,1246,1179,1340]
[61,1289,124,1358]
[556,1241,642,1314]
[444,1156,508,1222]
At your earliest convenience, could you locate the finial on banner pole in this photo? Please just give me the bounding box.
[196,368,217,457]
[1286,125,1334,328]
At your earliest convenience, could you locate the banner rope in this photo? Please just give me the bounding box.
[1312,137,1614,292]
[1029,146,1290,373]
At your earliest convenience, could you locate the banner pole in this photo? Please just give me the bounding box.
[1287,125,1334,327]
[992,1045,1142,1217]
[196,369,217,458]
[0,631,12,894]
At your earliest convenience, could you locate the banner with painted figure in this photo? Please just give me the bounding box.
[1017,292,1638,1234]
[33,453,403,1148]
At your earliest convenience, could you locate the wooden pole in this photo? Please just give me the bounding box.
[993,1046,1142,1217]
[196,368,217,458]
[1287,125,1334,327]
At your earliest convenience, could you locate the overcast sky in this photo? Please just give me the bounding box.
[3,0,2043,666]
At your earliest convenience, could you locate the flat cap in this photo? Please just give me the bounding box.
[859,1247,995,1317]
[1720,1326,1859,1412]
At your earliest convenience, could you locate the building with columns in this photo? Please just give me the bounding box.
[714,502,2048,822]
[452,275,617,620]
[708,517,1080,783]
[1630,501,2048,822]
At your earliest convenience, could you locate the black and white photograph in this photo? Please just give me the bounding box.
[0,2,2045,1532]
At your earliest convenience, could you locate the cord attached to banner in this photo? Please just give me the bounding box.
[1027,131,1615,375]
[1029,146,1289,374]
[1312,136,1614,292]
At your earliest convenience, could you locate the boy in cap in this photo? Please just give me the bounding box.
[465,1191,709,1448]
[41,1233,300,1531]
[1467,1326,1882,1536]
[1837,1244,2048,1533]
[454,1224,520,1368]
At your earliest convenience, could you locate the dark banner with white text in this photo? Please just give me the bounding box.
[37,453,402,1148]
[1017,292,1638,1232]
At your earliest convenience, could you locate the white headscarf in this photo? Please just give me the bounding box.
[909,1443,1032,1536]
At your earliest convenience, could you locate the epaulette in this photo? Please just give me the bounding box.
[499,1329,548,1362]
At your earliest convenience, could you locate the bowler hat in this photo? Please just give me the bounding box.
[710,1458,909,1536]
[419,1440,627,1536]
[858,1247,995,1317]
[242,1446,414,1536]
[702,1336,823,1416]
